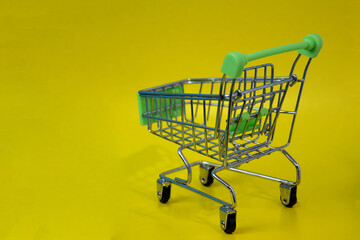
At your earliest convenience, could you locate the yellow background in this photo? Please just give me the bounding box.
[0,0,359,239]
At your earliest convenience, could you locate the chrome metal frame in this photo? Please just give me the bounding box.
[139,54,311,210]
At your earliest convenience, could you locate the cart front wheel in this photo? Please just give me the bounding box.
[220,206,236,234]
[157,179,171,203]
[280,183,297,207]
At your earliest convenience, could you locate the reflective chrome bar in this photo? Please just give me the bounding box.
[212,167,237,208]
[177,146,192,185]
[228,168,296,186]
[214,74,227,139]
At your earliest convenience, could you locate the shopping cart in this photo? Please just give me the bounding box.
[137,34,322,234]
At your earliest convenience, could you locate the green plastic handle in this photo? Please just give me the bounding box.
[221,34,323,78]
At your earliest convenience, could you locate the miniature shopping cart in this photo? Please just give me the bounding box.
[137,34,322,234]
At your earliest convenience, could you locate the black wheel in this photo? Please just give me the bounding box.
[281,185,297,208]
[200,164,215,187]
[224,213,236,234]
[159,185,171,203]
[157,179,171,203]
[201,172,214,187]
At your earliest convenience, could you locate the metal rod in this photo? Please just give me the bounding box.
[177,146,192,185]
[228,168,296,185]
[160,175,232,207]
[214,74,227,139]
[212,167,237,208]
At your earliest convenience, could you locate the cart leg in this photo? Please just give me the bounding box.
[212,167,237,233]
[175,146,192,185]
[212,167,237,208]
[279,149,301,207]
[281,149,301,186]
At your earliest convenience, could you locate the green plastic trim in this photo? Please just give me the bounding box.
[229,108,269,136]
[138,85,183,126]
[221,34,323,78]
[137,92,148,126]
[298,34,323,58]
[220,52,248,81]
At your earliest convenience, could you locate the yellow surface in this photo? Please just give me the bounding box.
[0,1,359,239]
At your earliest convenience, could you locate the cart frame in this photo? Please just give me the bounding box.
[137,34,322,233]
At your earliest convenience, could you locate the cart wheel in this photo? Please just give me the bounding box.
[157,179,171,203]
[280,183,297,208]
[199,163,215,187]
[220,205,236,234]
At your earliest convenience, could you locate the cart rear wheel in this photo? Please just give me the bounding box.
[280,183,297,207]
[157,179,171,203]
[199,163,215,187]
